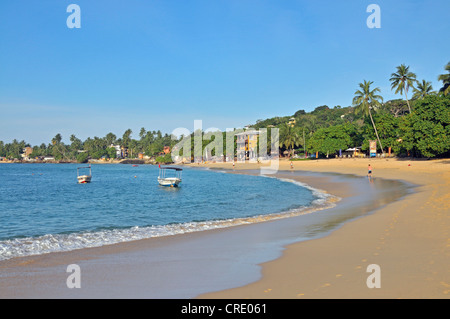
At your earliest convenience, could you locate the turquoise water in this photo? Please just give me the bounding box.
[0,164,324,260]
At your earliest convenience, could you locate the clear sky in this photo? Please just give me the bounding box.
[0,0,449,145]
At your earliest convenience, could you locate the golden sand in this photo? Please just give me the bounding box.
[198,158,450,299]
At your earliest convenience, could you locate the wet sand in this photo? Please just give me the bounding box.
[199,158,450,299]
[0,160,417,298]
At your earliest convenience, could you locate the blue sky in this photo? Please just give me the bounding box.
[0,0,449,145]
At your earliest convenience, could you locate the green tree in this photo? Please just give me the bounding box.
[122,129,133,148]
[91,149,107,160]
[139,127,147,140]
[155,153,173,164]
[366,112,402,155]
[302,114,318,136]
[438,61,450,96]
[106,147,117,159]
[308,124,356,157]
[128,139,138,158]
[353,80,385,155]
[69,134,82,159]
[280,124,301,157]
[412,80,435,100]
[381,99,409,118]
[76,152,89,163]
[390,64,417,113]
[0,141,5,157]
[404,95,450,157]
[51,133,63,145]
[6,139,26,159]
[50,133,67,160]
[70,134,82,147]
[105,132,117,146]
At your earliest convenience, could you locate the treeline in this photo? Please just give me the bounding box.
[0,129,179,163]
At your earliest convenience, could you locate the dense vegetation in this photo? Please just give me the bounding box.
[0,129,178,163]
[252,62,450,159]
[1,62,449,162]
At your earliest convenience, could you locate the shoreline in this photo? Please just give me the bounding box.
[0,158,448,298]
[198,158,450,299]
[0,172,338,263]
[0,161,413,298]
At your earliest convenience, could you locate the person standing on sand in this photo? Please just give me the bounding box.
[290,161,294,169]
[368,164,373,178]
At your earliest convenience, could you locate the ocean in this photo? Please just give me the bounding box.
[0,163,328,261]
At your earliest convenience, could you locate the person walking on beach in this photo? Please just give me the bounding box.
[290,161,294,169]
[368,164,373,178]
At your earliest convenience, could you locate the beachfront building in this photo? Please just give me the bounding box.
[21,147,33,161]
[236,130,259,162]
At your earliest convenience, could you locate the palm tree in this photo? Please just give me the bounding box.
[122,129,133,148]
[438,61,450,96]
[412,80,435,100]
[390,64,417,113]
[280,124,301,158]
[105,132,117,146]
[353,80,384,155]
[51,133,63,145]
[139,127,147,140]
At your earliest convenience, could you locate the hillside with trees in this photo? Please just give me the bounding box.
[248,61,450,159]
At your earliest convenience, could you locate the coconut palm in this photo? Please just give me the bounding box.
[51,133,63,145]
[139,127,147,140]
[280,124,301,158]
[353,80,384,155]
[390,64,417,113]
[122,129,133,148]
[412,80,435,100]
[438,61,450,96]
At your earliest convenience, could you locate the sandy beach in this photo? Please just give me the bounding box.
[0,158,448,299]
[199,158,450,299]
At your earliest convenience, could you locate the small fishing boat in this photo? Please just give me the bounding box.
[77,165,92,184]
[158,166,182,187]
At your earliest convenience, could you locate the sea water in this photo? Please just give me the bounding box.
[0,164,327,261]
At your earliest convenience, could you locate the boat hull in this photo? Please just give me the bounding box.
[77,175,92,184]
[158,177,181,187]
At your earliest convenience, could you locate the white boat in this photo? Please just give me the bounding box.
[77,165,92,184]
[158,166,182,187]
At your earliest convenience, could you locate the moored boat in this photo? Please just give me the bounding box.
[158,166,182,187]
[77,165,92,184]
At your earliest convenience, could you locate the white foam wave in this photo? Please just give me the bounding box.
[259,174,338,205]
